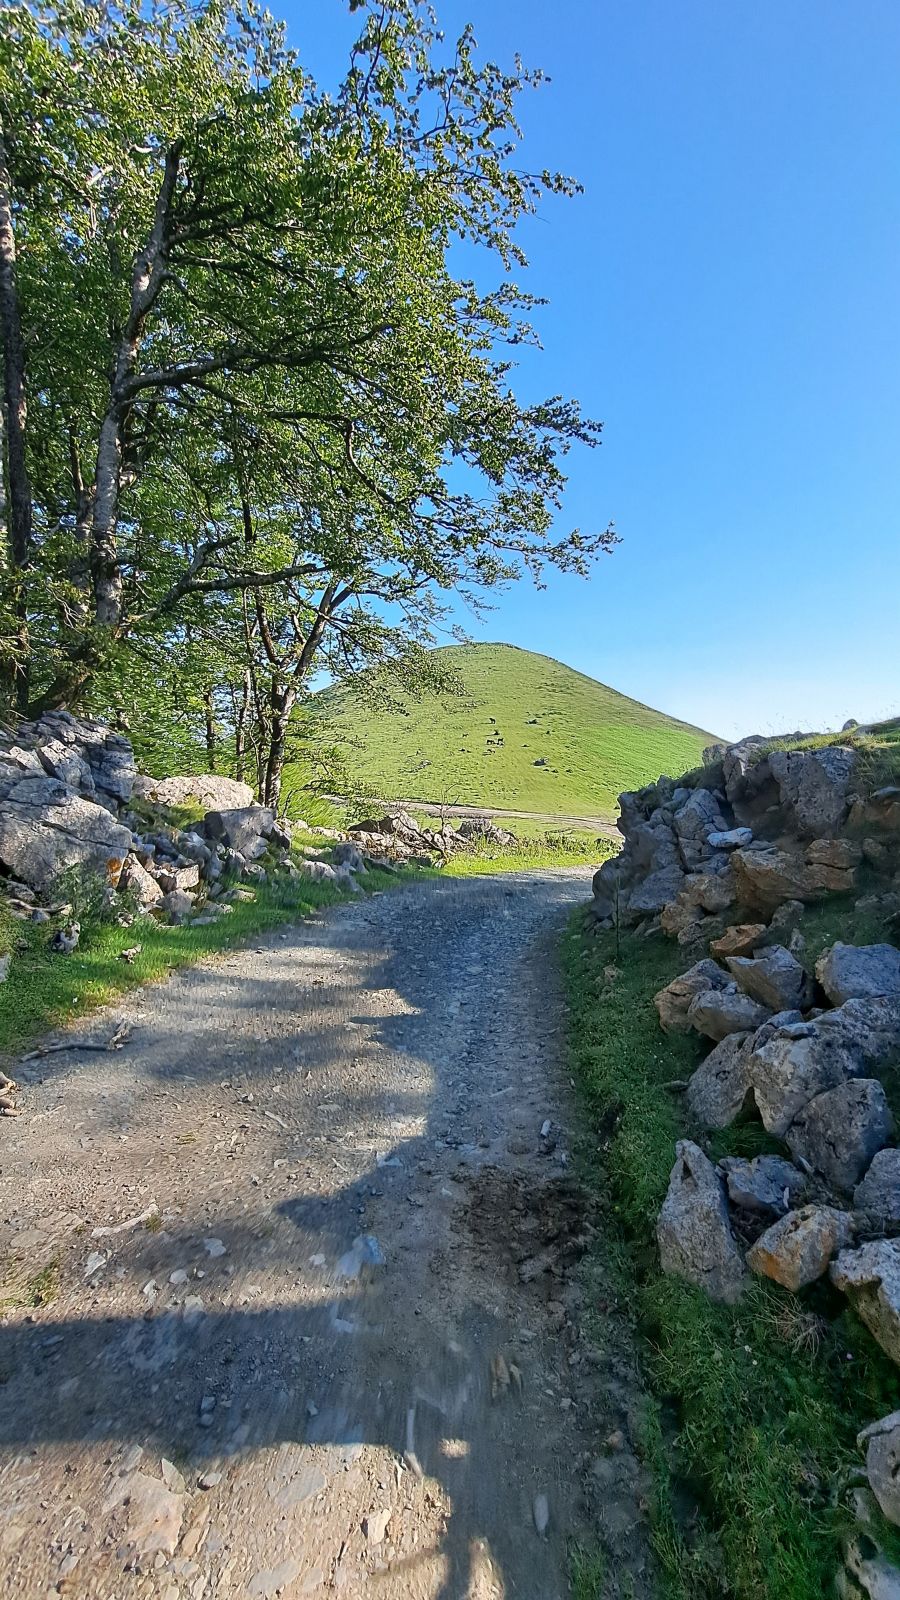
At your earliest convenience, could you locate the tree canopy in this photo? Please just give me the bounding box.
[0,0,615,802]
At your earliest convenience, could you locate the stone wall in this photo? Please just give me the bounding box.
[592,736,900,1585]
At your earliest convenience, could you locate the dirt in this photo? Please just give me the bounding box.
[0,868,654,1599]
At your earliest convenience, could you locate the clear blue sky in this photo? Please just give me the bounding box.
[284,0,900,740]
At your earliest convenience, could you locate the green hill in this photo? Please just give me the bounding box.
[312,643,716,818]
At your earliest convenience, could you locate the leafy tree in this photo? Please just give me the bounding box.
[0,0,616,801]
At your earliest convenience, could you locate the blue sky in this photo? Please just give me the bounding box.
[286,0,900,740]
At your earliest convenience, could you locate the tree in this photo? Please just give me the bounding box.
[0,0,616,796]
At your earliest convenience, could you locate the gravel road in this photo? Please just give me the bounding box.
[0,869,653,1599]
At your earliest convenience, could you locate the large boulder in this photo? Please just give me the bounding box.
[725,944,814,1013]
[768,745,857,838]
[748,1019,859,1137]
[816,997,900,1069]
[747,1205,854,1291]
[831,1240,900,1366]
[0,780,133,893]
[855,1151,900,1226]
[731,843,858,912]
[653,959,730,1034]
[787,1080,894,1192]
[624,863,686,920]
[858,1413,900,1529]
[686,1032,755,1129]
[656,1140,746,1304]
[132,773,255,812]
[686,984,772,1042]
[203,805,275,856]
[817,943,900,1006]
[719,1154,806,1220]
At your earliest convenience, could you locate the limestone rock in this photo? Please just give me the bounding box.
[120,855,163,907]
[160,889,195,925]
[768,745,857,838]
[831,1240,900,1366]
[806,837,863,871]
[709,924,768,960]
[707,827,753,850]
[687,985,772,1042]
[672,787,729,847]
[849,789,900,837]
[333,841,367,873]
[787,1080,893,1192]
[132,772,255,811]
[839,1535,900,1600]
[681,868,736,915]
[685,1032,755,1129]
[750,1019,860,1137]
[858,1412,900,1529]
[816,996,900,1069]
[0,783,133,893]
[625,863,686,919]
[855,1151,900,1225]
[747,1205,854,1290]
[726,944,814,1013]
[817,943,900,1006]
[653,959,730,1034]
[732,843,857,911]
[656,1140,746,1304]
[204,805,275,856]
[103,1471,184,1558]
[719,1154,806,1219]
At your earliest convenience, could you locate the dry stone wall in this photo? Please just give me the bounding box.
[593,735,900,1584]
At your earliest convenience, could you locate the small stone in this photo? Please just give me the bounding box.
[169,1268,189,1286]
[533,1492,550,1537]
[160,1457,187,1495]
[203,1238,227,1257]
[84,1250,106,1277]
[199,1471,223,1490]
[362,1508,391,1544]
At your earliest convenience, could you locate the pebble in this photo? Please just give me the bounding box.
[203,1238,227,1257]
[533,1493,550,1537]
[161,1458,187,1494]
[199,1471,223,1490]
[362,1508,391,1544]
[169,1268,189,1286]
[84,1251,106,1278]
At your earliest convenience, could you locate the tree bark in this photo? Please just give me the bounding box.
[234,668,251,780]
[262,677,295,811]
[0,124,32,711]
[202,685,216,771]
[89,141,182,632]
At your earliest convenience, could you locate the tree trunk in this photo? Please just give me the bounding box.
[202,685,216,771]
[0,125,32,711]
[262,677,296,810]
[234,669,251,780]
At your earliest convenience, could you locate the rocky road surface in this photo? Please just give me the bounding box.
[0,869,653,1599]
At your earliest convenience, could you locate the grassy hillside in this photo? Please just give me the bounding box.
[311,643,715,818]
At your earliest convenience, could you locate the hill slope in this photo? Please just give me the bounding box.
[313,643,715,818]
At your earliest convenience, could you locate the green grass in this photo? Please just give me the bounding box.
[440,827,617,876]
[307,643,715,819]
[0,859,407,1063]
[563,897,900,1600]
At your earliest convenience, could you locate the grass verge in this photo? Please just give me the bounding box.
[563,897,900,1599]
[0,860,408,1063]
[441,829,617,876]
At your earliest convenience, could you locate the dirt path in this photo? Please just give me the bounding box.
[0,870,652,1600]
[324,798,620,837]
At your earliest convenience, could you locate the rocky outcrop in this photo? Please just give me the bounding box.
[656,1141,746,1304]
